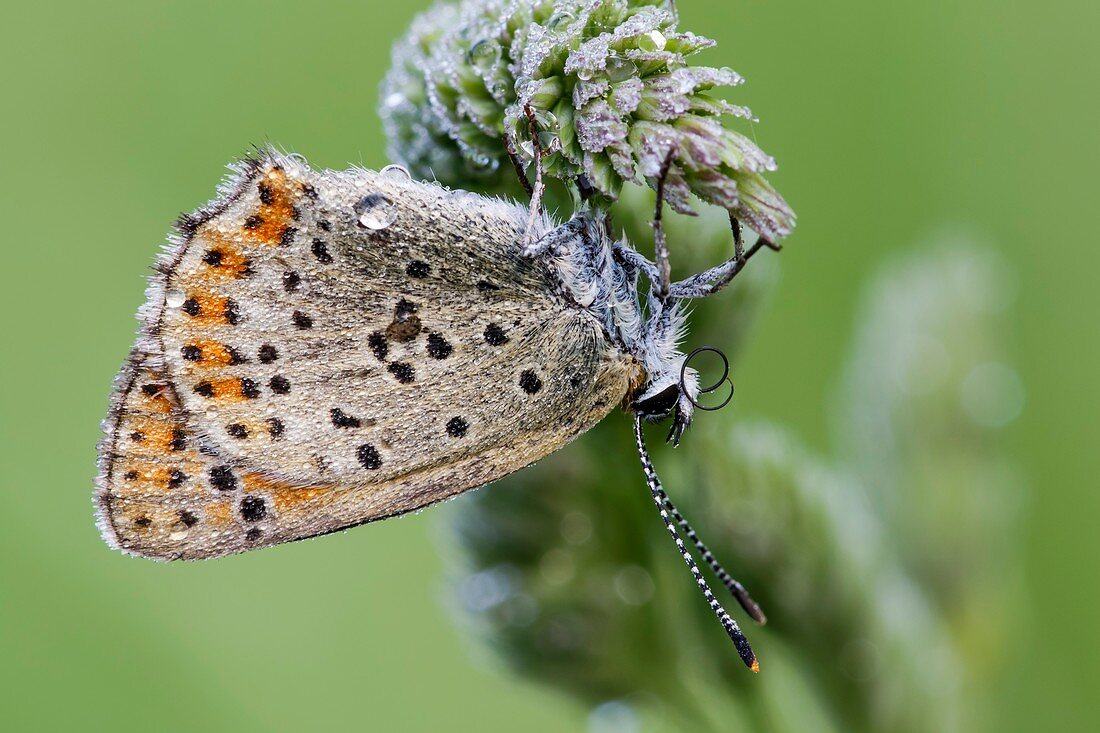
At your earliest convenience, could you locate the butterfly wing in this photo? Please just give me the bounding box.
[97,151,638,559]
[96,347,342,559]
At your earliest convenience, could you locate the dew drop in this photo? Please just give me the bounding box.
[383,92,404,109]
[467,39,501,73]
[519,140,535,158]
[606,57,638,83]
[169,529,189,541]
[576,67,595,82]
[380,164,412,181]
[165,289,186,308]
[355,193,397,230]
[469,152,500,173]
[533,109,560,131]
[546,10,575,30]
[640,30,667,52]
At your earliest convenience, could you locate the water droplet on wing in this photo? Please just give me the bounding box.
[355,194,398,230]
[380,164,412,181]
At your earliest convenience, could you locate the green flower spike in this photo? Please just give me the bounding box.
[380,0,796,241]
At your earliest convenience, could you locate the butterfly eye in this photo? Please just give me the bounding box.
[632,383,680,418]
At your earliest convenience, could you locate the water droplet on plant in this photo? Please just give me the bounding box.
[519,140,535,158]
[469,153,500,173]
[640,30,667,52]
[355,194,397,230]
[383,92,404,109]
[606,57,637,83]
[169,528,189,541]
[467,39,501,73]
[533,109,559,130]
[380,164,411,181]
[165,290,186,308]
[546,10,575,30]
[576,66,595,81]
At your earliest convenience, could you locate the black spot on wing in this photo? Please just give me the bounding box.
[519,370,543,394]
[258,344,278,363]
[240,496,267,522]
[406,260,431,278]
[388,362,415,383]
[426,333,452,359]
[330,408,362,428]
[368,332,388,361]
[446,417,468,437]
[357,444,382,470]
[484,324,508,345]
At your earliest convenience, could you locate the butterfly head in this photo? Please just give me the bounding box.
[631,346,732,447]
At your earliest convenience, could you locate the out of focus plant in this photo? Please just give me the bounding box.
[382,2,1021,731]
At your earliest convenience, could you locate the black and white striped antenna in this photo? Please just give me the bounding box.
[632,413,765,671]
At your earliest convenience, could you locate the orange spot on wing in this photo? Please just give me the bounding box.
[241,473,330,512]
[183,291,236,326]
[197,378,257,401]
[187,339,238,368]
[137,383,175,413]
[204,501,233,527]
[271,487,330,512]
[125,419,176,452]
[241,167,297,245]
[201,244,252,279]
[113,461,173,493]
[241,473,283,492]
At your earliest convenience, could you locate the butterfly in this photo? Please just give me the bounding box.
[96,148,775,670]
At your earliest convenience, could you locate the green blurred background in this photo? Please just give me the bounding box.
[1,0,1095,730]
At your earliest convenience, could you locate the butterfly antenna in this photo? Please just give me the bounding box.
[657,485,766,624]
[632,414,760,672]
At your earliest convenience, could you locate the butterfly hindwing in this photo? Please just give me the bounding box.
[96,348,343,559]
[97,151,638,559]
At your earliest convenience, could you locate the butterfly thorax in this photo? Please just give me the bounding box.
[529,212,700,426]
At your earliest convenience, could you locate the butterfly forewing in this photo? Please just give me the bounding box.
[97,151,637,559]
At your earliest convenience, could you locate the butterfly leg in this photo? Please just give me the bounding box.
[730,213,745,260]
[521,104,561,253]
[613,242,660,285]
[502,134,534,199]
[651,150,676,300]
[668,234,781,300]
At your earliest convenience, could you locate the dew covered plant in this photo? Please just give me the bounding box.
[381,0,795,241]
